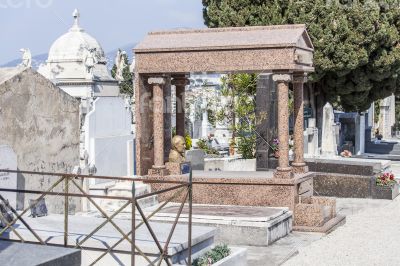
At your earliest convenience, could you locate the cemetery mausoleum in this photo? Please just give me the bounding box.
[134,25,344,231]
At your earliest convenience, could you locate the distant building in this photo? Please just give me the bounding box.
[38,9,134,181]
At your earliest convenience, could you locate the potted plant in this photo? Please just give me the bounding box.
[376,172,396,187]
[373,172,399,200]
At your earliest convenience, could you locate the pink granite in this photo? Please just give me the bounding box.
[135,24,314,52]
[273,74,293,179]
[134,25,314,74]
[147,172,314,213]
[292,74,308,173]
[135,75,153,176]
[148,77,167,174]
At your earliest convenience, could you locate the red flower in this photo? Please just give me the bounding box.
[390,175,394,180]
[381,176,386,181]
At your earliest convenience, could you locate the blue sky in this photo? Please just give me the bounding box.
[0,0,205,64]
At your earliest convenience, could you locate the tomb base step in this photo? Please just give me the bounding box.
[143,203,293,246]
[293,196,346,233]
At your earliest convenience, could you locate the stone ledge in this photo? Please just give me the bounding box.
[293,215,346,233]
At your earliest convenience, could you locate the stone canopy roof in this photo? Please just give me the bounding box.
[135,24,313,52]
[134,24,314,74]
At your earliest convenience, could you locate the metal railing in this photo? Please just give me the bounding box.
[0,169,193,266]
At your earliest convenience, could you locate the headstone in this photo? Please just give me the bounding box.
[306,118,319,157]
[321,103,338,156]
[0,145,18,209]
[379,94,396,139]
[201,97,209,138]
[355,113,366,155]
[185,149,205,170]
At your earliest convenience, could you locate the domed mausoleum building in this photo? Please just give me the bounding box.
[38,9,134,182]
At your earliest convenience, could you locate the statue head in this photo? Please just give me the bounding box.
[172,135,186,154]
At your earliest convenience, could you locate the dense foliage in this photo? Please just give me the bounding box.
[202,0,400,112]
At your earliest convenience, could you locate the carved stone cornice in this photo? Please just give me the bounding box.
[272,74,292,83]
[292,73,308,84]
[148,77,166,85]
[171,76,190,86]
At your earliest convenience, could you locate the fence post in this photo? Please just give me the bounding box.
[131,181,136,266]
[64,176,69,247]
[188,169,193,266]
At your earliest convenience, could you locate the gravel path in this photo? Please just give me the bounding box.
[284,196,400,266]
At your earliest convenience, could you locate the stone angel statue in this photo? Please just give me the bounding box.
[19,48,32,68]
[84,47,98,79]
[115,49,127,82]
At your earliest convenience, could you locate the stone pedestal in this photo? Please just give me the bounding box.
[273,74,293,179]
[292,74,308,173]
[148,166,170,176]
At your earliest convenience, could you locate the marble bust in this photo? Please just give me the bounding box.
[169,135,186,163]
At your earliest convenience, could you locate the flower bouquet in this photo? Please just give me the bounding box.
[376,172,396,187]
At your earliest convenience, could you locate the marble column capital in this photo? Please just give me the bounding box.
[148,77,166,85]
[292,73,307,84]
[272,74,292,83]
[171,77,190,86]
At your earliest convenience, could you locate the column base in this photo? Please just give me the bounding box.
[292,162,309,174]
[148,166,170,177]
[274,167,294,179]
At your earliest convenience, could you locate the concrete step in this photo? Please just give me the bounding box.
[141,204,292,247]
[5,214,216,265]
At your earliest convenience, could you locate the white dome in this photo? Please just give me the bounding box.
[47,9,106,64]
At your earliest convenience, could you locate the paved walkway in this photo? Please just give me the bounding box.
[283,196,400,266]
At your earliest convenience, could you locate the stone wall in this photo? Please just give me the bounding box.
[0,68,80,213]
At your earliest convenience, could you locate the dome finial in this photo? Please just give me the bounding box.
[72,9,80,29]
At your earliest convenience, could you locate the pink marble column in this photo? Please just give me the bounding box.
[273,74,293,179]
[148,77,169,176]
[172,77,189,138]
[292,73,309,173]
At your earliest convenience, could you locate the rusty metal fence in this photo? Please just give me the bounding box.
[0,169,193,266]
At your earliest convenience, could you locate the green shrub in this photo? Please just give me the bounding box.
[196,138,219,155]
[192,244,231,266]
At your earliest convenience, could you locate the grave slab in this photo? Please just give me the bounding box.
[145,204,292,246]
[4,214,215,264]
[0,240,81,266]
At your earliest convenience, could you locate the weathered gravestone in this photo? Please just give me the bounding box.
[186,149,205,170]
[0,145,18,209]
[321,103,338,157]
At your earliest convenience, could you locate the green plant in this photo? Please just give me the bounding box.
[237,134,256,159]
[216,73,258,159]
[196,138,219,155]
[192,244,231,266]
[185,133,193,150]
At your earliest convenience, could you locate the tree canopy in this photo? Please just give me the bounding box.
[202,0,400,112]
